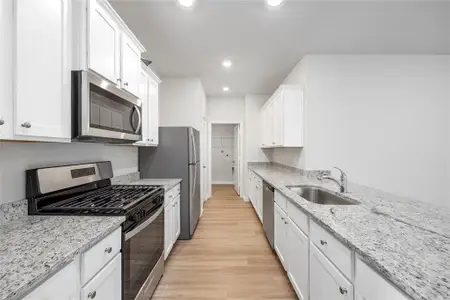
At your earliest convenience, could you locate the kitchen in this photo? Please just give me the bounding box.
[0,0,449,300]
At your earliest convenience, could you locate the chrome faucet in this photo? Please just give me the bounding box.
[318,166,348,193]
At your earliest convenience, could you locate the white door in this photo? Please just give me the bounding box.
[23,262,79,300]
[15,0,71,140]
[287,218,309,300]
[121,35,140,96]
[0,0,13,139]
[274,203,287,268]
[310,244,353,300]
[164,203,173,260]
[88,0,120,84]
[81,254,121,300]
[232,124,240,195]
[203,119,210,203]
[148,78,159,145]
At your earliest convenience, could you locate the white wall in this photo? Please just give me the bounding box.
[270,55,450,206]
[211,124,235,183]
[0,142,138,204]
[159,77,206,131]
[207,97,245,123]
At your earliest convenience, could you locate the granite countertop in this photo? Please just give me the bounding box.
[248,163,450,300]
[0,215,125,300]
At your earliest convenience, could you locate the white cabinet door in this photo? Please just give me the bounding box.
[0,0,13,139]
[273,94,284,146]
[88,0,120,84]
[23,261,79,300]
[81,254,121,300]
[173,195,181,241]
[164,202,173,260]
[15,0,71,140]
[287,217,309,300]
[274,203,287,268]
[148,78,159,145]
[138,70,150,144]
[121,35,140,97]
[310,244,353,300]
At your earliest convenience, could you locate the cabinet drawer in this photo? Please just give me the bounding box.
[310,220,352,280]
[275,190,287,212]
[81,253,122,300]
[81,227,122,285]
[287,200,309,236]
[165,184,180,206]
[355,257,410,300]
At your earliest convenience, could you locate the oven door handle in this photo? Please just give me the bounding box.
[125,205,163,241]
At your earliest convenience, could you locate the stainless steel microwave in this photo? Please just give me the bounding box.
[71,70,142,143]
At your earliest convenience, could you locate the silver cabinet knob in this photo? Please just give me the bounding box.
[320,240,327,246]
[0,119,4,126]
[284,221,288,225]
[339,287,348,295]
[272,142,276,144]
[88,291,97,299]
[104,247,112,254]
[147,138,150,141]
[150,139,154,142]
[124,82,129,86]
[21,122,31,128]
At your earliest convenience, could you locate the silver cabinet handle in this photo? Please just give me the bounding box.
[104,247,112,254]
[21,122,31,128]
[320,240,327,246]
[88,291,97,299]
[0,119,4,126]
[339,287,348,295]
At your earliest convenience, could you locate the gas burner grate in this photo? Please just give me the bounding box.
[42,185,162,214]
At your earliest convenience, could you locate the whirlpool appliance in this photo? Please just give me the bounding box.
[72,70,142,143]
[26,161,164,300]
[139,127,201,240]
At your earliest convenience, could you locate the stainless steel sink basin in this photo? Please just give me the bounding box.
[287,186,359,205]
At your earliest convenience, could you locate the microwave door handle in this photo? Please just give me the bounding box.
[134,105,142,133]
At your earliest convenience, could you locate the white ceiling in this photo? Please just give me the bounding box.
[110,0,450,96]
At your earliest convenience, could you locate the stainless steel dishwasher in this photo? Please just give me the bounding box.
[263,181,274,248]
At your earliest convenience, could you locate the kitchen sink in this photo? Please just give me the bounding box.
[287,186,359,205]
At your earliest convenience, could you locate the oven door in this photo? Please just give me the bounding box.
[123,205,164,300]
[72,71,142,142]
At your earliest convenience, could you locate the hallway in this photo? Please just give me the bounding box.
[152,185,297,300]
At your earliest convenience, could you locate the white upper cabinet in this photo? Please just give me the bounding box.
[88,0,120,84]
[121,34,141,96]
[135,64,160,146]
[73,0,146,97]
[0,0,13,139]
[260,85,304,148]
[14,0,71,141]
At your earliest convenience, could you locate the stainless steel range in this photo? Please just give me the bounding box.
[26,161,164,300]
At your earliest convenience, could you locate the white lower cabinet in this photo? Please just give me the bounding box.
[164,184,181,259]
[287,217,309,300]
[310,244,353,300]
[81,254,121,300]
[248,170,263,222]
[23,261,79,300]
[274,203,288,269]
[23,227,122,300]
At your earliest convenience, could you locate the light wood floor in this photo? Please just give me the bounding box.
[152,184,297,300]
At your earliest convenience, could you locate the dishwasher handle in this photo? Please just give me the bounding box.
[263,182,274,192]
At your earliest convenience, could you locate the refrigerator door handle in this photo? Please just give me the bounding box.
[191,129,198,163]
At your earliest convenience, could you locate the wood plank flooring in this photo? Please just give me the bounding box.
[152,184,297,300]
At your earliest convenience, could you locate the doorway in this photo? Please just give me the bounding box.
[208,122,243,198]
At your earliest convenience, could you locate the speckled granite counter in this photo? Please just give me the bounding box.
[0,215,125,300]
[248,163,450,300]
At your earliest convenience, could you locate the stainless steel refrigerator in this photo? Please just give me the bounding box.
[139,127,201,240]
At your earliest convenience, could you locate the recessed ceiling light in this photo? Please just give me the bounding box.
[267,0,284,7]
[222,59,233,68]
[178,0,195,8]
[223,86,230,92]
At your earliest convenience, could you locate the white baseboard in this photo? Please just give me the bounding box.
[212,181,233,184]
[242,196,250,202]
